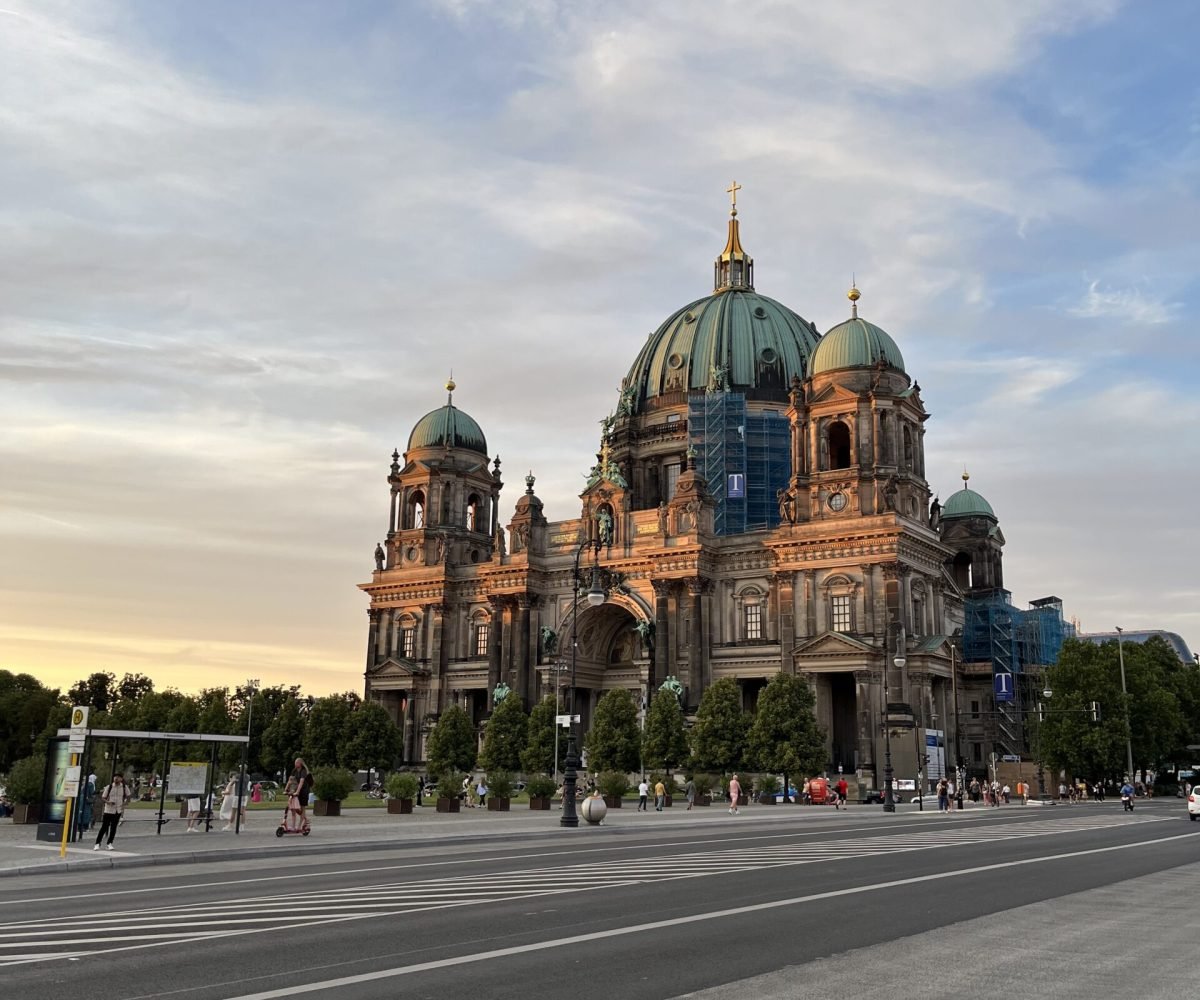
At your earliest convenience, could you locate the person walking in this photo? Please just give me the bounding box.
[727,774,742,815]
[475,777,488,807]
[836,776,849,806]
[654,778,666,812]
[685,775,696,811]
[93,773,130,850]
[936,777,949,812]
[637,779,649,812]
[290,758,313,828]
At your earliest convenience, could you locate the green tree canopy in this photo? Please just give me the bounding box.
[425,705,477,776]
[522,695,564,775]
[585,688,640,773]
[746,673,827,786]
[642,690,688,773]
[343,701,403,773]
[480,693,528,773]
[689,677,749,773]
[0,671,60,772]
[303,695,355,768]
[68,672,118,712]
[261,698,307,777]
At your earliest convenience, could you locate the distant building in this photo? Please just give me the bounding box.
[1077,630,1195,665]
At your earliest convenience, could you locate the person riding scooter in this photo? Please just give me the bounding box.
[1120,780,1135,811]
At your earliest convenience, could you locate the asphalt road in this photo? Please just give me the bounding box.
[2,801,1196,999]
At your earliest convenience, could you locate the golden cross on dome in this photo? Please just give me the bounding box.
[726,180,742,216]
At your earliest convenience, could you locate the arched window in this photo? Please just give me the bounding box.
[407,491,425,529]
[829,421,852,470]
[903,425,913,470]
[738,586,766,641]
[952,552,972,590]
[823,574,858,634]
[879,410,893,464]
[466,494,482,532]
[471,610,490,658]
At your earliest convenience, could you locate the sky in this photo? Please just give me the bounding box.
[2,0,1198,698]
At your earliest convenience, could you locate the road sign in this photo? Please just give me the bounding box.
[70,705,90,730]
[68,735,86,753]
[555,714,580,726]
[60,766,82,799]
[1001,754,1021,763]
[993,672,1014,703]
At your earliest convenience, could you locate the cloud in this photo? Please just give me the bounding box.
[1068,279,1176,325]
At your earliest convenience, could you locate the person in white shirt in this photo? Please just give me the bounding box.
[637,779,649,812]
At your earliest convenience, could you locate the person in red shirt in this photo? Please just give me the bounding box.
[836,776,849,805]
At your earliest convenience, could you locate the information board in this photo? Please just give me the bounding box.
[167,762,210,795]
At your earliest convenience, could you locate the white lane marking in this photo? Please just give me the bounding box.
[221,830,1200,999]
[7,813,993,904]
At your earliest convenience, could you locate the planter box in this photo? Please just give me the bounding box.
[758,793,777,804]
[314,800,341,817]
[486,797,510,812]
[663,795,673,807]
[696,793,712,806]
[11,803,39,825]
[603,795,623,808]
[387,798,414,815]
[528,796,551,810]
[436,797,461,813]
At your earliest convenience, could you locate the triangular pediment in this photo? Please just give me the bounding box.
[368,657,429,679]
[810,382,861,405]
[793,631,877,657]
[580,478,628,500]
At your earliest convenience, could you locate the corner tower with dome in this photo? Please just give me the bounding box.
[359,190,994,789]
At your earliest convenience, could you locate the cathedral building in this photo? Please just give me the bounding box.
[360,191,1016,790]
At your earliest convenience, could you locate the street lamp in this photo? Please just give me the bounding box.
[547,660,569,784]
[1115,627,1134,781]
[561,538,605,828]
[236,678,259,835]
[883,646,903,813]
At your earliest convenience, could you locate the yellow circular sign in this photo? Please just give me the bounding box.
[72,708,85,726]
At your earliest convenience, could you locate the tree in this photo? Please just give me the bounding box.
[689,677,749,773]
[303,695,355,768]
[746,673,827,797]
[642,689,688,775]
[261,698,307,777]
[1040,639,1133,780]
[68,672,117,712]
[343,701,403,773]
[0,671,60,771]
[425,705,477,776]
[522,696,565,774]
[585,689,639,773]
[116,673,155,703]
[480,694,528,773]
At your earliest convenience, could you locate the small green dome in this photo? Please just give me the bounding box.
[809,317,905,377]
[941,487,996,520]
[623,290,819,411]
[407,403,488,455]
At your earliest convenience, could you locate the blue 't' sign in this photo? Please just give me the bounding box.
[994,671,1014,703]
[727,473,745,498]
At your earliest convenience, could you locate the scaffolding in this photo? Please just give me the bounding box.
[688,391,790,535]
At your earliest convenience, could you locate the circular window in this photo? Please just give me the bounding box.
[470,549,480,563]
[404,546,417,562]
[760,347,778,364]
[753,305,767,319]
[667,352,684,370]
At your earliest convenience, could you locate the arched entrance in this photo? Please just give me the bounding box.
[559,600,650,738]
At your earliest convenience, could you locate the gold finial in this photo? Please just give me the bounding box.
[445,372,456,404]
[962,467,970,483]
[726,180,742,217]
[848,279,860,318]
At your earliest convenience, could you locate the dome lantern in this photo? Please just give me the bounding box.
[713,181,755,293]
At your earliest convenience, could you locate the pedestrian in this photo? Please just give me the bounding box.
[836,776,849,806]
[654,777,666,812]
[637,778,649,812]
[93,773,130,850]
[290,758,313,828]
[475,777,487,807]
[685,775,696,811]
[251,782,262,804]
[954,780,965,811]
[969,777,981,803]
[77,774,96,835]
[829,784,841,810]
[937,777,949,812]
[727,774,741,815]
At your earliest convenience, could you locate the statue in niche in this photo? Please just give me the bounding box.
[881,475,898,512]
[633,619,655,649]
[433,536,446,564]
[493,522,507,557]
[777,488,796,525]
[540,626,559,656]
[657,501,669,536]
[929,496,941,530]
[515,522,530,549]
[596,507,613,546]
[374,542,385,571]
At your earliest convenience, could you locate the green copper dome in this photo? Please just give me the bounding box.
[810,316,905,377]
[941,486,996,520]
[407,397,488,456]
[623,290,819,411]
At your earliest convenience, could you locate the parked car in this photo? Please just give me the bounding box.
[864,789,886,804]
[1187,788,1200,821]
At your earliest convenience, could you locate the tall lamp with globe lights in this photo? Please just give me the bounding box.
[561,537,605,828]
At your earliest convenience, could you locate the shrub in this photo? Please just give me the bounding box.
[6,755,45,805]
[649,772,675,794]
[385,772,420,801]
[756,774,779,795]
[310,767,354,803]
[487,771,514,798]
[597,770,629,798]
[692,773,715,795]
[525,774,556,799]
[435,772,463,800]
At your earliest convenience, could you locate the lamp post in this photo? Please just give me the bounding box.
[561,538,604,828]
[1115,627,1134,781]
[235,678,258,836]
[1035,685,1051,800]
[882,643,902,813]
[548,660,569,784]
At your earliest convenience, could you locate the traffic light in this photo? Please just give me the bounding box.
[1090,701,1101,722]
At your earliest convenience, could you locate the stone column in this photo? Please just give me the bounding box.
[515,595,532,705]
[686,578,706,705]
[854,669,876,775]
[389,488,399,536]
[776,572,795,673]
[364,608,381,673]
[651,579,671,692]
[385,609,400,658]
[487,597,505,707]
[431,604,450,714]
[860,564,874,636]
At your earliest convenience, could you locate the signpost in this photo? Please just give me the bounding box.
[60,706,89,858]
[993,672,1014,703]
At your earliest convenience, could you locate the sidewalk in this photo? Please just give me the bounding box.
[0,800,875,878]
